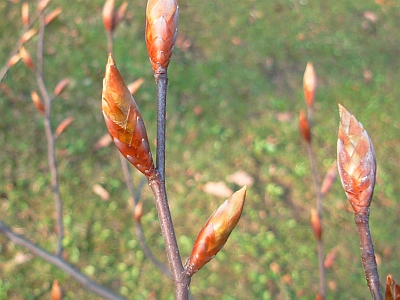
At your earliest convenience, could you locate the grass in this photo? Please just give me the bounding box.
[1,0,400,299]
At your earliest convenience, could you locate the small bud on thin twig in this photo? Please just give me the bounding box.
[45,8,62,25]
[102,0,115,32]
[55,117,74,139]
[303,62,317,107]
[320,161,337,196]
[53,78,70,97]
[299,109,311,143]
[311,208,322,241]
[134,201,143,223]
[22,3,30,28]
[8,54,21,68]
[20,29,37,44]
[20,47,35,71]
[127,78,144,95]
[31,91,45,114]
[51,279,62,300]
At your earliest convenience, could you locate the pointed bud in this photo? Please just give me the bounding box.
[93,133,112,151]
[127,78,144,95]
[102,0,115,32]
[38,0,51,12]
[324,247,338,269]
[53,78,70,97]
[385,275,400,300]
[20,29,37,44]
[134,201,143,223]
[337,104,376,214]
[20,47,35,71]
[102,54,156,177]
[31,91,45,114]
[51,279,62,300]
[320,161,337,196]
[145,0,179,74]
[45,8,62,25]
[310,208,322,241]
[184,186,247,276]
[114,1,128,29]
[55,117,74,139]
[22,3,30,28]
[7,54,21,68]
[303,62,317,107]
[299,109,311,143]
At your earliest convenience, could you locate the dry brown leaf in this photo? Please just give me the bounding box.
[202,182,233,198]
[226,170,254,186]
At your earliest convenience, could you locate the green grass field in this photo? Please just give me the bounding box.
[1,0,400,299]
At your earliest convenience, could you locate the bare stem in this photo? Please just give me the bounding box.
[148,174,191,300]
[354,210,383,300]
[35,12,64,257]
[306,142,325,298]
[155,72,168,181]
[0,220,125,300]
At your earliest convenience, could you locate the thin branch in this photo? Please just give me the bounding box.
[0,220,125,300]
[148,174,191,300]
[155,73,168,181]
[355,210,383,300]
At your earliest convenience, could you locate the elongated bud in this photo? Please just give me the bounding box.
[51,279,62,300]
[114,1,128,29]
[20,29,37,44]
[31,91,45,114]
[127,78,144,95]
[102,0,115,32]
[20,47,35,70]
[299,109,311,143]
[38,0,51,12]
[8,54,21,68]
[134,201,143,223]
[303,62,316,107]
[310,208,322,241]
[145,0,179,74]
[385,275,400,300]
[45,8,62,25]
[184,186,246,276]
[102,54,156,177]
[55,117,74,138]
[53,78,70,97]
[22,3,29,28]
[320,161,337,196]
[337,104,376,213]
[324,247,338,269]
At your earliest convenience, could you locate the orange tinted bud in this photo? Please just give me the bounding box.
[102,0,115,32]
[102,54,156,177]
[38,0,51,12]
[303,62,317,107]
[53,78,70,97]
[127,78,144,95]
[310,208,322,241]
[337,104,376,213]
[114,1,128,29]
[22,3,29,28]
[31,91,45,114]
[145,0,179,74]
[320,161,337,196]
[134,201,143,223]
[51,280,62,300]
[299,109,311,143]
[45,8,62,25]
[184,186,246,276]
[385,275,400,300]
[324,247,338,269]
[55,117,74,138]
[8,54,21,68]
[20,29,37,43]
[20,47,35,70]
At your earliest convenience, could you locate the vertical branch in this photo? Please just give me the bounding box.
[35,9,64,257]
[355,210,383,300]
[155,73,168,180]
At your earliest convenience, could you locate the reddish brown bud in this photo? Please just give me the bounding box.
[22,3,29,28]
[102,0,115,32]
[45,8,62,25]
[337,104,376,214]
[51,279,62,300]
[299,109,311,143]
[324,247,338,269]
[127,78,144,95]
[31,91,45,114]
[303,62,317,107]
[20,29,37,44]
[114,1,128,29]
[320,161,337,196]
[310,208,322,241]
[55,117,74,138]
[20,47,35,71]
[102,54,156,177]
[184,186,246,276]
[134,201,143,223]
[145,0,179,74]
[38,0,51,12]
[385,275,400,300]
[8,54,21,68]
[53,78,70,97]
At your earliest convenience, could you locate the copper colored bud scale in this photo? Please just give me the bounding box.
[102,54,156,177]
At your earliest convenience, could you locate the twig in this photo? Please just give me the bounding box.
[355,210,383,300]
[0,220,125,300]
[155,73,168,181]
[35,10,64,257]
[148,174,191,300]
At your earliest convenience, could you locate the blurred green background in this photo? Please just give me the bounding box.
[1,0,400,299]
